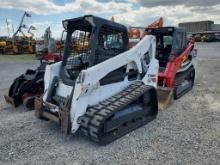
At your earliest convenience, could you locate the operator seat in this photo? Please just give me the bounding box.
[157,44,172,69]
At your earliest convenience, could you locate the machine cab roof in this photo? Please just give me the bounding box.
[61,15,129,85]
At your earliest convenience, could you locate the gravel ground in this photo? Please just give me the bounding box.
[0,43,220,165]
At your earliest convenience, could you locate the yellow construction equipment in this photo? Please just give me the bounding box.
[4,40,19,54]
[0,38,7,54]
[4,11,36,54]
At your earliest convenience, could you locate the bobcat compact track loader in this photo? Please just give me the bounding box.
[35,15,159,144]
[146,27,196,110]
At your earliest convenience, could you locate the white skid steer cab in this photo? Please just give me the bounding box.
[35,15,159,144]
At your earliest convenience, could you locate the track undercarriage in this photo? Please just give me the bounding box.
[35,81,158,144]
[80,81,158,144]
[157,65,195,111]
[35,15,159,144]
[174,67,195,99]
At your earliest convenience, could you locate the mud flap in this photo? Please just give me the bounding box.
[157,87,173,111]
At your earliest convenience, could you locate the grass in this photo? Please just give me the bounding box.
[0,54,36,61]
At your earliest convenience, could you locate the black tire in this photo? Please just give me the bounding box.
[23,96,35,110]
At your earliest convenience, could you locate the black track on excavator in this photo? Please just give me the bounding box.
[79,81,158,144]
[174,67,195,99]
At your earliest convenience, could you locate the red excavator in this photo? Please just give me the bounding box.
[128,20,196,110]
[146,27,197,110]
[32,18,194,112]
[128,18,196,110]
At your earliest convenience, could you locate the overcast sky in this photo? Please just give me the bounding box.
[0,0,219,38]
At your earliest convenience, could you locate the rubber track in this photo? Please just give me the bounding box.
[79,81,153,144]
[174,67,195,99]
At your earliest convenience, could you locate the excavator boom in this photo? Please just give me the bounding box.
[128,17,164,47]
[148,17,163,28]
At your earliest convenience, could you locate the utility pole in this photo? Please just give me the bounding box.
[12,24,15,35]
[6,19,10,37]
